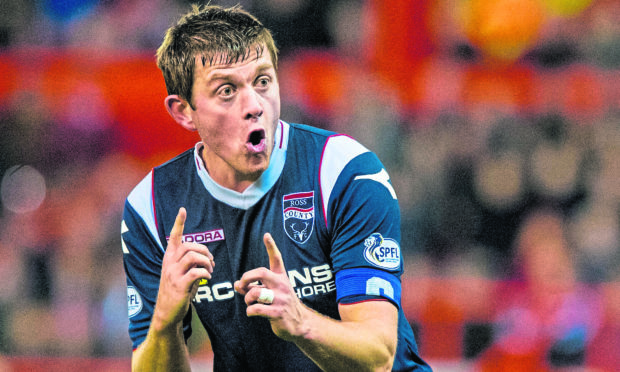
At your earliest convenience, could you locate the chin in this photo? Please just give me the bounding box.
[243,160,269,180]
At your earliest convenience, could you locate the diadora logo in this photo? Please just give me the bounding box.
[363,233,401,270]
[282,191,314,244]
[127,286,143,318]
[166,228,225,244]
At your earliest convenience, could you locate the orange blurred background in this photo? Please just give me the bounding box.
[0,0,618,371]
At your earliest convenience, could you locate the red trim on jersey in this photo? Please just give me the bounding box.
[283,206,314,214]
[339,298,390,306]
[319,135,334,230]
[278,120,284,149]
[283,191,314,200]
[151,168,158,234]
[319,133,353,230]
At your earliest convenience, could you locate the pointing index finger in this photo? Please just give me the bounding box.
[169,207,187,246]
[264,233,285,274]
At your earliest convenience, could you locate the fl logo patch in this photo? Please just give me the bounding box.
[283,191,314,244]
[363,233,401,270]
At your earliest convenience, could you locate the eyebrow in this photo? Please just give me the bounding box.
[205,63,275,84]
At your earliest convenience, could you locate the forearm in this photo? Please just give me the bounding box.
[132,321,191,372]
[292,304,397,372]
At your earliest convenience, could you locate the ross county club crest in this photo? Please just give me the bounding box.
[283,191,314,244]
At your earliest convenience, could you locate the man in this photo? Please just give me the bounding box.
[121,4,431,371]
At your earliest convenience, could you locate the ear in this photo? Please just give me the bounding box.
[164,95,196,131]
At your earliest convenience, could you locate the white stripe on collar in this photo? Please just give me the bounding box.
[193,120,289,210]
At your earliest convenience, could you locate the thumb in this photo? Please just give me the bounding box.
[264,233,285,274]
[169,207,187,246]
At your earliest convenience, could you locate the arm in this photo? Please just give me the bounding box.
[132,321,192,372]
[131,207,214,372]
[292,300,398,371]
[234,234,397,372]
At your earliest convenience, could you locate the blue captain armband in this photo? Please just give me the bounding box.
[335,268,401,308]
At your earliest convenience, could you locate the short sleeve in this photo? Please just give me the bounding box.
[319,135,403,306]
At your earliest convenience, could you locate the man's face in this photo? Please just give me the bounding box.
[189,47,280,191]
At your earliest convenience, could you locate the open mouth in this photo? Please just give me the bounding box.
[248,129,265,146]
[246,129,266,152]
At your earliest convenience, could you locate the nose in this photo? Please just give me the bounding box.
[242,88,263,120]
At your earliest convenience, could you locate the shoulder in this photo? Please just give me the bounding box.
[138,148,197,196]
[287,122,370,161]
[289,122,335,138]
[152,148,195,179]
[317,133,374,190]
[125,148,195,207]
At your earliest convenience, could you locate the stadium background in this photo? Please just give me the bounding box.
[0,0,618,370]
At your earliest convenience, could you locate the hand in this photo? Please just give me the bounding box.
[153,207,214,333]
[234,233,307,341]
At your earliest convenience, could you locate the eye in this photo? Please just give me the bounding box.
[217,85,235,98]
[255,76,271,89]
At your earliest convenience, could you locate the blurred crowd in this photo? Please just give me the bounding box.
[0,0,618,370]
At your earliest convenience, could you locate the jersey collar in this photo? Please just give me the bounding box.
[193,120,289,209]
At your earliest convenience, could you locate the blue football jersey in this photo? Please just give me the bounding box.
[121,121,431,371]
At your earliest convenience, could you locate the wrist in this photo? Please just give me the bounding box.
[150,309,184,339]
[287,305,317,344]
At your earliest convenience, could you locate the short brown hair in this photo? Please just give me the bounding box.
[156,4,278,108]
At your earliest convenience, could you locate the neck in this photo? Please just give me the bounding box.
[199,146,262,193]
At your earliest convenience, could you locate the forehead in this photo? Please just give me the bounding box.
[194,46,274,79]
